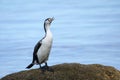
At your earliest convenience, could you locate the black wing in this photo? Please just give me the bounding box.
[32,40,42,63]
[26,39,43,68]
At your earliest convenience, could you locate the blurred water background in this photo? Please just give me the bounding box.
[0,0,120,78]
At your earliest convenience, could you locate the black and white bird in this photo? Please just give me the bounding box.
[26,17,54,70]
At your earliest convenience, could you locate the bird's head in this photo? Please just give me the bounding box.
[44,17,54,32]
[44,17,54,25]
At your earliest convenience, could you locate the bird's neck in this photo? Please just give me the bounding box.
[44,24,53,43]
[44,24,52,36]
[44,23,50,33]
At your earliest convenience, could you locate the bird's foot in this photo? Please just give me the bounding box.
[40,66,54,72]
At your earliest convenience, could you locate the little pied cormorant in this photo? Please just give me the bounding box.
[26,17,54,70]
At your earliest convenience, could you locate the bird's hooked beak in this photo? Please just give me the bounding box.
[50,17,54,23]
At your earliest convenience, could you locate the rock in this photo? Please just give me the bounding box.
[1,63,120,80]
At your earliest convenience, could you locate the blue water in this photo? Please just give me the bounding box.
[0,0,120,78]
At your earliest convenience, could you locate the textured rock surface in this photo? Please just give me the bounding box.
[1,63,120,80]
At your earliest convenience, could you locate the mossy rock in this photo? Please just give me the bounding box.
[1,63,120,80]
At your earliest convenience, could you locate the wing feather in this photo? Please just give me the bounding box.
[32,40,42,63]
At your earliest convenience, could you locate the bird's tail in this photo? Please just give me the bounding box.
[26,63,34,69]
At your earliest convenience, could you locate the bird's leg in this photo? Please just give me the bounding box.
[39,63,48,70]
[39,62,54,72]
[45,62,49,70]
[39,64,46,73]
[45,62,54,72]
[39,64,42,69]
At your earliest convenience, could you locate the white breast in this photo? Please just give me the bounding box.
[37,29,53,64]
